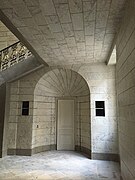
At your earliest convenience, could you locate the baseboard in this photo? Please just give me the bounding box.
[75,145,91,158]
[120,176,123,180]
[92,153,120,162]
[0,152,1,158]
[8,144,57,156]
[32,144,56,155]
[8,148,32,156]
[7,149,16,155]
[7,147,120,163]
[0,150,7,158]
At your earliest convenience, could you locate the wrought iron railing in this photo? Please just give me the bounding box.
[0,41,32,71]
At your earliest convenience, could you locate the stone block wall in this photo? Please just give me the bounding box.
[73,63,118,161]
[31,69,90,155]
[0,84,6,157]
[32,96,56,153]
[0,21,18,50]
[75,95,91,156]
[7,68,91,156]
[6,63,117,160]
[7,69,45,155]
[8,79,34,155]
[116,0,135,179]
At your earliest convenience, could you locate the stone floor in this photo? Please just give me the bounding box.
[0,151,121,180]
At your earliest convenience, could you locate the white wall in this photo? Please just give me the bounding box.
[76,95,91,153]
[8,79,34,154]
[7,63,117,159]
[7,68,91,155]
[32,69,90,154]
[71,63,118,159]
[116,0,135,179]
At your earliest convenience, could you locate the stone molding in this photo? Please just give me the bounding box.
[92,153,120,162]
[7,144,57,156]
[75,145,91,158]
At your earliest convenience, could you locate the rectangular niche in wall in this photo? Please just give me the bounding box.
[22,101,29,115]
[95,101,105,116]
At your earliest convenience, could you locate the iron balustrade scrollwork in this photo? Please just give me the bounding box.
[0,41,32,71]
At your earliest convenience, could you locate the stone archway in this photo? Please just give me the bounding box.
[33,68,91,157]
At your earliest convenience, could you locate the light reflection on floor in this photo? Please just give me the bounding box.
[0,151,120,180]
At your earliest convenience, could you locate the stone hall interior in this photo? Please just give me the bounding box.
[0,0,134,179]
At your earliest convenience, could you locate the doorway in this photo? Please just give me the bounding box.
[57,99,74,150]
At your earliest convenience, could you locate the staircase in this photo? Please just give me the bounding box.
[0,41,32,71]
[0,41,43,85]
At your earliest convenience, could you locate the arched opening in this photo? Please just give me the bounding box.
[33,68,91,157]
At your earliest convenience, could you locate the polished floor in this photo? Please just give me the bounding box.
[0,151,120,180]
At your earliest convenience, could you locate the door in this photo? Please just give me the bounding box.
[57,99,74,150]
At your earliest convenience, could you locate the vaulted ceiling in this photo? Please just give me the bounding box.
[35,68,90,97]
[0,0,126,66]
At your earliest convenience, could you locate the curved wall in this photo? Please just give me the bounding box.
[32,69,91,156]
[7,63,118,161]
[7,68,91,156]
